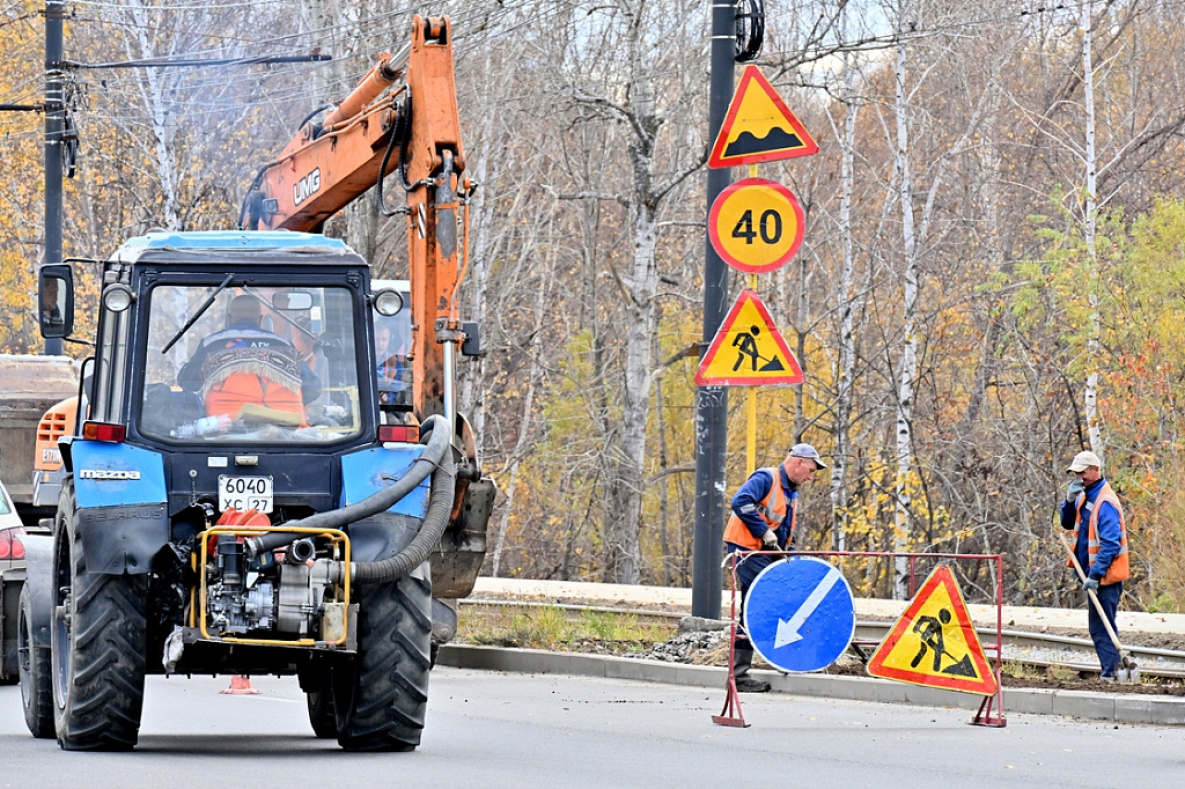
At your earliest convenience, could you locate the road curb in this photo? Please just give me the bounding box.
[438,644,1185,726]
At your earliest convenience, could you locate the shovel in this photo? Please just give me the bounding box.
[1056,528,1139,683]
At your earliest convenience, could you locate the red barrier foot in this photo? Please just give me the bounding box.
[712,677,749,728]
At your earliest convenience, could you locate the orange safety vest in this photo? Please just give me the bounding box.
[200,344,307,425]
[205,374,305,424]
[723,467,794,550]
[1068,480,1129,585]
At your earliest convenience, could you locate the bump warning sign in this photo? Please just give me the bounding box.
[709,65,819,169]
[865,565,998,696]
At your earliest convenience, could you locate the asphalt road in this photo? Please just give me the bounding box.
[2,669,1183,788]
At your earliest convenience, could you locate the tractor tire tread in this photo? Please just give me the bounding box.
[53,480,147,752]
[19,584,54,738]
[337,565,431,752]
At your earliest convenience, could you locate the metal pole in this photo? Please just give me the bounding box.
[691,1,735,619]
[43,0,65,356]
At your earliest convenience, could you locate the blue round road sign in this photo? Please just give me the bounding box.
[743,556,855,673]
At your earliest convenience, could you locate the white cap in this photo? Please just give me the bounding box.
[789,443,826,470]
[1066,450,1102,473]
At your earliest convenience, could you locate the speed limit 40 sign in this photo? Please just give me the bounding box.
[709,177,805,274]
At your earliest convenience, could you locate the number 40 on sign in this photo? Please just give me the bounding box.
[709,178,805,274]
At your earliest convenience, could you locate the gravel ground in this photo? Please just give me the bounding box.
[620,621,1185,696]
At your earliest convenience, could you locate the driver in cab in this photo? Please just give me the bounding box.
[178,293,321,425]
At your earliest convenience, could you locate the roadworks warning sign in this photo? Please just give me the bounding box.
[865,565,998,696]
[695,289,803,386]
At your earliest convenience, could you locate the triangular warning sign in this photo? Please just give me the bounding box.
[709,65,819,169]
[696,289,803,386]
[866,566,998,696]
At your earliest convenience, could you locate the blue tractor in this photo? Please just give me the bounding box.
[19,230,492,751]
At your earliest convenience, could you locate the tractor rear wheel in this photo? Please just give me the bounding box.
[51,479,147,751]
[335,561,432,751]
[304,668,339,739]
[18,583,53,738]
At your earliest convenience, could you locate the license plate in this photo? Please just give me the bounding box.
[218,475,274,514]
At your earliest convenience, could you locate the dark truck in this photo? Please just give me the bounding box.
[0,355,78,686]
[20,229,492,751]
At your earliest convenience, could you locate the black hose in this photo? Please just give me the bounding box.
[350,444,455,583]
[375,97,410,217]
[243,414,450,558]
[734,0,765,62]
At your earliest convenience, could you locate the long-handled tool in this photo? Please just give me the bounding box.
[1056,528,1139,683]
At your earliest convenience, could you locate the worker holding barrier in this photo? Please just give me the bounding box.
[722,442,824,692]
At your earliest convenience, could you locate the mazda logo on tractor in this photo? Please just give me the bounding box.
[79,469,141,480]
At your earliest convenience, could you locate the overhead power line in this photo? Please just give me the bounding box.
[62,53,331,69]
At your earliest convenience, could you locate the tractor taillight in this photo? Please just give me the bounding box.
[379,425,418,443]
[82,421,127,442]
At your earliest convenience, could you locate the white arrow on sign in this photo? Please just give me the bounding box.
[775,566,841,648]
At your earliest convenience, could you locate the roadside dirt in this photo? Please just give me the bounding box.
[461,595,1185,696]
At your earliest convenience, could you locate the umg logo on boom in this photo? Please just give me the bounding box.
[293,168,322,206]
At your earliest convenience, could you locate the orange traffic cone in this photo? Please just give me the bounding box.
[220,675,260,695]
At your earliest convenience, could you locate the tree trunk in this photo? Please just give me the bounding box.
[1080,0,1103,459]
[892,6,919,600]
[830,52,860,552]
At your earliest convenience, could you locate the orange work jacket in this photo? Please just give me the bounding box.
[1069,480,1130,585]
[723,467,794,550]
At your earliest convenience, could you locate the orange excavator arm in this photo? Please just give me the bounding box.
[241,15,468,424]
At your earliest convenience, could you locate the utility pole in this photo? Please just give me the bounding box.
[43,0,66,356]
[691,1,736,619]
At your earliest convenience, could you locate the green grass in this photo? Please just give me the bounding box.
[1000,661,1043,680]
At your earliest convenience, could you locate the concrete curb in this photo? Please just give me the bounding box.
[438,644,1185,726]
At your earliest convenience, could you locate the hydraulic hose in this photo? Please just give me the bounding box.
[243,414,451,560]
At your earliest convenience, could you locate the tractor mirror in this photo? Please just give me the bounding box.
[39,265,74,339]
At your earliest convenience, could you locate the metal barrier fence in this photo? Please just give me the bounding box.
[714,550,1006,729]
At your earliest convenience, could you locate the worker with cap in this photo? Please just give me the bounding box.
[723,442,825,692]
[1059,449,1129,681]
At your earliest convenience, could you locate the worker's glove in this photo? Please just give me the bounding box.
[761,529,779,550]
[1065,479,1085,503]
[1083,577,1100,593]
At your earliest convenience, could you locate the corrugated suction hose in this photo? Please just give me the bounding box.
[243,414,455,584]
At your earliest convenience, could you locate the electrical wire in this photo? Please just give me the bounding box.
[10,0,1178,157]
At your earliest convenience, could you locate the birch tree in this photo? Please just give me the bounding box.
[555,0,707,583]
[1080,0,1103,459]
[827,50,861,552]
[889,0,920,599]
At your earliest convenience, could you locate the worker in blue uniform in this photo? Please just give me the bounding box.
[723,442,825,692]
[1059,449,1129,681]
